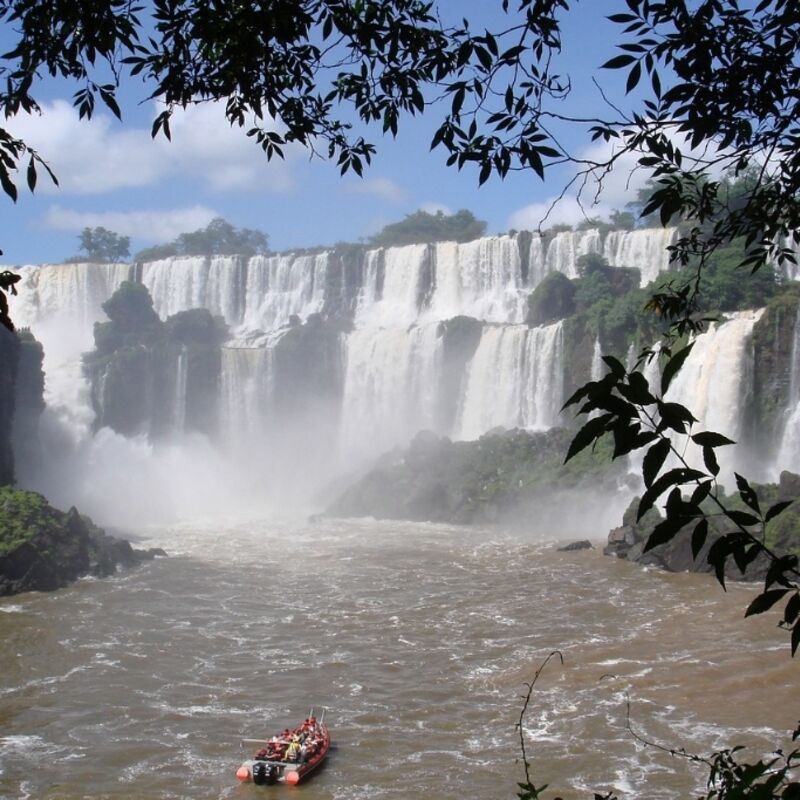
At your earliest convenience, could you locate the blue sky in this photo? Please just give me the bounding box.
[0,1,644,265]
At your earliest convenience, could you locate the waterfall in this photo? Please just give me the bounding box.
[241,252,329,331]
[8,262,131,444]
[591,337,603,380]
[219,344,276,449]
[3,226,687,504]
[173,347,188,433]
[604,227,677,286]
[353,244,428,328]
[777,309,800,471]
[339,324,443,461]
[525,227,677,290]
[428,236,527,322]
[456,322,564,439]
[141,255,245,325]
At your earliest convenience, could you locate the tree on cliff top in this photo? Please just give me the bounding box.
[134,218,269,262]
[69,226,130,263]
[367,209,487,248]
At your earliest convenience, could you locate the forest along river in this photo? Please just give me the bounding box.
[0,517,796,800]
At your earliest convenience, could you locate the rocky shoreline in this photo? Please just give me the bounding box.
[0,487,165,597]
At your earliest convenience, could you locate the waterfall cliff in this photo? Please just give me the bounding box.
[7,224,792,515]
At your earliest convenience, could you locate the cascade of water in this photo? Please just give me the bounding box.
[428,236,527,322]
[777,309,800,471]
[219,344,276,448]
[667,311,763,439]
[591,337,603,380]
[242,252,329,331]
[173,347,188,433]
[10,262,131,329]
[604,228,677,287]
[660,310,764,484]
[339,323,443,460]
[527,235,548,290]
[8,263,131,444]
[354,244,428,328]
[544,230,603,280]
[456,322,564,439]
[142,256,225,322]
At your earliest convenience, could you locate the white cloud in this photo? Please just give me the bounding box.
[44,205,218,243]
[349,177,407,204]
[506,141,651,232]
[7,100,300,195]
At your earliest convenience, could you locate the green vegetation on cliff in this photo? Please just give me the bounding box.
[0,486,163,596]
[327,427,626,525]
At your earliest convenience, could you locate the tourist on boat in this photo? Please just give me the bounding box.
[285,736,301,762]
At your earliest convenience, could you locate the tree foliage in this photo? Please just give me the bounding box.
[134,218,268,261]
[367,209,486,248]
[72,226,130,263]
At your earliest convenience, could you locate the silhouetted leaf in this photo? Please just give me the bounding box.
[691,518,708,559]
[702,445,719,476]
[735,473,760,514]
[766,501,794,523]
[643,515,686,552]
[784,592,800,625]
[642,438,670,488]
[564,413,613,463]
[745,589,788,617]
[637,467,705,521]
[660,342,694,395]
[692,431,735,448]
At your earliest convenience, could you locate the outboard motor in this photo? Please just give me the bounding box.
[267,764,279,783]
[253,761,268,785]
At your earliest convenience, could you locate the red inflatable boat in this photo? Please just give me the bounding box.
[236,714,330,786]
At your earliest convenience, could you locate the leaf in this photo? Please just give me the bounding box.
[765,500,794,523]
[691,431,735,448]
[784,592,800,625]
[643,515,686,552]
[745,589,788,618]
[564,414,613,463]
[601,54,637,70]
[691,519,708,559]
[702,445,720,477]
[637,467,705,521]
[660,342,694,395]
[601,355,626,378]
[642,438,670,488]
[625,61,641,94]
[724,508,760,528]
[735,473,760,513]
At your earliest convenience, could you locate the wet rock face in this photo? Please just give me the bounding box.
[0,487,165,597]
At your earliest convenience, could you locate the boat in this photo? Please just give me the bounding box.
[236,713,330,786]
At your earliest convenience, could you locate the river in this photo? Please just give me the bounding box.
[0,517,795,799]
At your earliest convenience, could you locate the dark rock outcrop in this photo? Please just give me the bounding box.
[84,281,227,437]
[558,539,593,552]
[0,486,164,596]
[605,476,800,580]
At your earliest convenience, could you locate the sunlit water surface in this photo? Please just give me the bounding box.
[0,517,796,799]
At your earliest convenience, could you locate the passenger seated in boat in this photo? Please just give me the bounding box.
[284,736,301,762]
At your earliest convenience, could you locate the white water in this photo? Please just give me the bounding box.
[457,322,564,439]
[7,229,767,519]
[777,309,800,472]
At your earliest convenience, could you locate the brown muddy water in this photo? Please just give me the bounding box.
[0,517,796,799]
